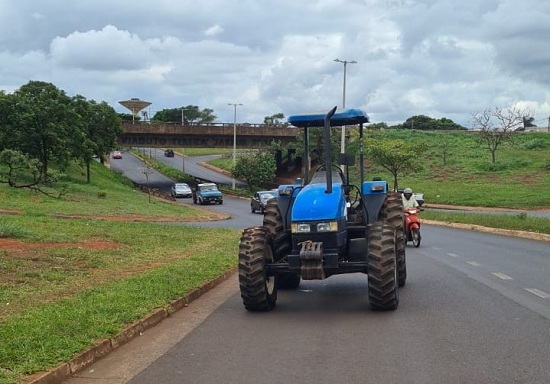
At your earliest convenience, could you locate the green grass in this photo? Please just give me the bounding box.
[422,210,550,234]
[353,130,550,209]
[0,161,240,384]
[0,234,237,382]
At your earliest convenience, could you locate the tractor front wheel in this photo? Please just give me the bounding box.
[263,199,299,289]
[238,227,277,311]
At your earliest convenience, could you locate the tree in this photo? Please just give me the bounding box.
[263,113,288,127]
[399,115,466,130]
[0,91,19,151]
[471,106,526,163]
[232,149,276,189]
[0,149,64,197]
[72,96,122,182]
[12,81,78,181]
[289,126,342,168]
[118,112,139,122]
[152,105,216,124]
[364,138,426,191]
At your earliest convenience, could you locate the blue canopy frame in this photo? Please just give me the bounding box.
[288,108,369,128]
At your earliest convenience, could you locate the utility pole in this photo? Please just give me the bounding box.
[228,103,242,190]
[334,58,357,155]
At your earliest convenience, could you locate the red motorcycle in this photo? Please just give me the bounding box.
[404,207,422,247]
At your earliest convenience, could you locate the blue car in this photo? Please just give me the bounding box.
[193,183,223,205]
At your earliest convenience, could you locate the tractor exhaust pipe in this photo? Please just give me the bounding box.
[324,106,337,194]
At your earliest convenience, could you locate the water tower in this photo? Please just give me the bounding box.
[118,98,152,123]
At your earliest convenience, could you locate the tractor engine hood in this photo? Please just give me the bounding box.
[291,183,346,222]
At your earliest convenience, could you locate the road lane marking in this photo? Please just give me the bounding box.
[524,288,550,299]
[447,253,459,258]
[492,272,513,280]
[466,261,481,267]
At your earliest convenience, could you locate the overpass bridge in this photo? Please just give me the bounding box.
[118,122,300,148]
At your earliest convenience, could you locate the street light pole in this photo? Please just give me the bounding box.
[228,103,242,190]
[334,58,357,155]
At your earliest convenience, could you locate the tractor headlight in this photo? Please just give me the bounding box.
[292,223,311,233]
[317,221,338,232]
[291,221,338,233]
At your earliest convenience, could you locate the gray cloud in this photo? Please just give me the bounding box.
[1,0,549,127]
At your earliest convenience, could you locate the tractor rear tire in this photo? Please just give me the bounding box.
[238,227,277,311]
[263,199,300,289]
[366,222,399,310]
[379,192,407,287]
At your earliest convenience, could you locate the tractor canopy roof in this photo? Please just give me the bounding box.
[287,108,369,128]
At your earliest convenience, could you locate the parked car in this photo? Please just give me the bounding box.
[250,190,277,213]
[192,183,223,205]
[111,151,122,159]
[171,183,192,198]
[164,149,174,157]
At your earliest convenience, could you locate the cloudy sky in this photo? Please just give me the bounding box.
[1,0,549,127]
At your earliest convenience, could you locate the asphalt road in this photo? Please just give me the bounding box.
[64,223,550,384]
[62,153,550,384]
[134,147,247,188]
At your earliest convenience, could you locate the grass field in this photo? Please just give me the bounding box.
[1,129,549,383]
[0,161,240,383]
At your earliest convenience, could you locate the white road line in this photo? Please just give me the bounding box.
[447,253,459,258]
[492,272,513,280]
[466,261,481,267]
[524,288,550,299]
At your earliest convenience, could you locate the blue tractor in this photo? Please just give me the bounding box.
[238,107,406,311]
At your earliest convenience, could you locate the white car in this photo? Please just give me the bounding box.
[171,183,192,198]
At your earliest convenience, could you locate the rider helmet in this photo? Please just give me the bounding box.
[403,187,413,194]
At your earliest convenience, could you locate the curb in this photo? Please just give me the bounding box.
[25,268,238,384]
[423,219,550,242]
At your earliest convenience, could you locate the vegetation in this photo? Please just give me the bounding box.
[0,81,121,188]
[232,150,277,189]
[397,114,467,130]
[354,129,550,209]
[472,106,527,163]
[263,113,288,126]
[363,137,428,191]
[0,161,239,384]
[152,105,216,124]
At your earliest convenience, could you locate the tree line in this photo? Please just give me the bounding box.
[0,80,529,194]
[0,81,122,194]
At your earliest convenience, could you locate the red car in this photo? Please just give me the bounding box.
[112,151,122,159]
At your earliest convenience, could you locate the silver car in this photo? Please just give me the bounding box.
[250,190,277,213]
[171,183,192,198]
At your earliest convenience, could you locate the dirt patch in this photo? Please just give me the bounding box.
[49,213,205,222]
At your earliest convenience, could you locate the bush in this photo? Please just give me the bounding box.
[521,139,548,150]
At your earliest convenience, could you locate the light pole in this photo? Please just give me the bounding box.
[228,103,242,190]
[334,58,357,155]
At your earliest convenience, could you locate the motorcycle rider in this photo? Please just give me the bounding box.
[402,187,420,209]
